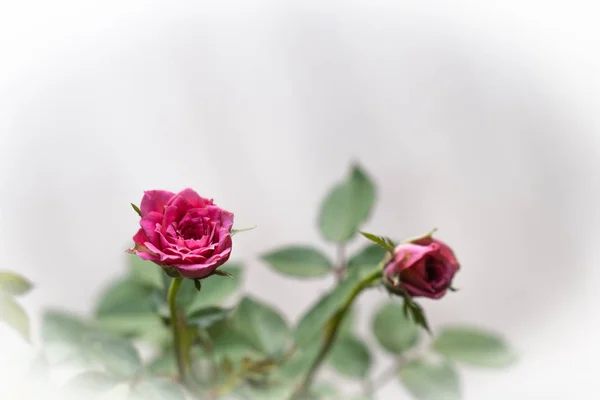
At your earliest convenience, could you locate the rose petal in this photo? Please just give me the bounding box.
[140,190,175,216]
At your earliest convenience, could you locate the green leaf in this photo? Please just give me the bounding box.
[146,351,177,376]
[212,330,261,363]
[62,371,123,397]
[94,278,158,338]
[231,226,257,236]
[96,279,154,317]
[194,279,202,291]
[311,382,338,399]
[294,273,359,346]
[359,232,396,253]
[433,326,516,368]
[262,246,333,278]
[82,332,142,378]
[398,358,461,400]
[187,306,231,329]
[372,301,419,354]
[0,271,33,296]
[129,256,164,290]
[348,244,387,272]
[0,293,30,341]
[186,264,243,314]
[328,335,371,378]
[235,383,296,400]
[233,296,291,355]
[339,307,356,337]
[318,164,376,243]
[41,310,96,366]
[131,203,142,217]
[129,378,186,400]
[403,298,431,334]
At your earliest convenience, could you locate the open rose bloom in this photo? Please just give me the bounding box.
[384,236,460,299]
[128,189,234,279]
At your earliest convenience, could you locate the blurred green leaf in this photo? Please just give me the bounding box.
[96,279,154,317]
[277,340,320,382]
[62,371,123,398]
[0,271,33,296]
[146,351,177,376]
[339,307,356,337]
[0,293,30,341]
[186,264,243,314]
[235,382,295,400]
[231,226,257,236]
[433,326,516,368]
[262,246,332,278]
[311,382,338,399]
[95,278,157,338]
[347,244,387,272]
[234,296,291,355]
[41,310,95,366]
[187,306,231,329]
[129,256,164,290]
[318,164,376,243]
[129,378,186,400]
[212,330,261,363]
[294,271,361,346]
[398,358,461,400]
[97,383,131,400]
[372,301,419,354]
[82,331,143,378]
[328,335,372,378]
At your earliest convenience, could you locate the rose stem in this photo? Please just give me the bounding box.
[292,266,382,398]
[168,277,187,383]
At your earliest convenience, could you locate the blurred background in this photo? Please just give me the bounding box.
[1,1,599,399]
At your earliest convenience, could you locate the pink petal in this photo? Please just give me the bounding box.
[140,190,175,216]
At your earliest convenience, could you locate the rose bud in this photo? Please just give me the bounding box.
[128,189,234,279]
[384,236,459,299]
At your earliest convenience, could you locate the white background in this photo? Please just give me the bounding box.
[1,1,599,399]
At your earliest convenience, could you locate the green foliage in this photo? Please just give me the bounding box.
[233,296,291,355]
[187,306,232,329]
[398,358,461,400]
[130,203,142,217]
[186,264,243,313]
[0,271,32,341]
[433,326,516,368]
[347,244,387,273]
[318,164,376,243]
[129,256,164,290]
[129,378,187,400]
[372,301,419,354]
[0,271,33,296]
[403,296,431,333]
[0,292,30,341]
[83,331,143,378]
[294,271,362,346]
[30,163,516,400]
[328,335,372,378]
[262,246,333,278]
[359,232,396,253]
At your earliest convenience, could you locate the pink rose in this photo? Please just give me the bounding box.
[384,236,459,299]
[128,189,234,279]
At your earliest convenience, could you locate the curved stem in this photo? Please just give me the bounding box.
[294,267,382,397]
[168,277,186,383]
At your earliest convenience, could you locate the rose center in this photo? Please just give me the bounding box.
[425,258,439,282]
[179,223,208,240]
